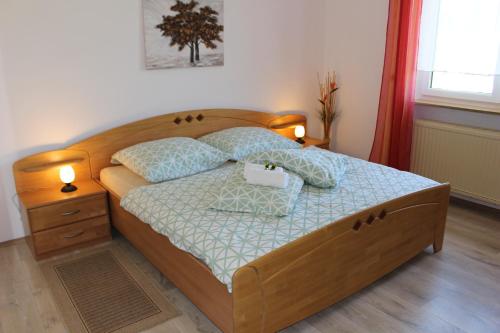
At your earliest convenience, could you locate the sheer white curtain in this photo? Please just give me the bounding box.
[418,0,500,76]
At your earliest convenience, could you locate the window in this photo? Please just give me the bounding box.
[416,0,500,112]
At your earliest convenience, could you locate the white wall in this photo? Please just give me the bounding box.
[0,0,326,242]
[323,0,389,159]
[0,48,21,242]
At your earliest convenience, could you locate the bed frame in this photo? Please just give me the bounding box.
[13,109,450,333]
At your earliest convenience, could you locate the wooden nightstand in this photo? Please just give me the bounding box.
[18,180,111,260]
[302,137,330,149]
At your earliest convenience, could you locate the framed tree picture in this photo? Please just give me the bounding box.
[143,0,224,69]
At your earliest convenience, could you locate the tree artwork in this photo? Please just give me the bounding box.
[155,0,224,65]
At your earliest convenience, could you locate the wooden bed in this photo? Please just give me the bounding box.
[13,109,450,333]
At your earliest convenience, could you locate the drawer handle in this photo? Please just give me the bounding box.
[63,230,85,239]
[61,209,81,216]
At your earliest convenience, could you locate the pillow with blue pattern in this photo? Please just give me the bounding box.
[245,147,347,188]
[111,137,229,183]
[198,127,301,160]
[210,162,304,217]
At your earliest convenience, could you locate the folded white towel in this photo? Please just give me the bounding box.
[243,162,289,188]
[243,162,283,178]
[246,172,289,189]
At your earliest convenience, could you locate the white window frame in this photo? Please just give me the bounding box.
[415,72,500,113]
[415,0,500,114]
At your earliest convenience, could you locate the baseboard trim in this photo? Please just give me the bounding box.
[451,193,500,210]
[0,236,27,248]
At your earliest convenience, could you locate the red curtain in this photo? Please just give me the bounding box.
[369,0,423,171]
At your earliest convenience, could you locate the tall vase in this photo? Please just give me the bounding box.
[323,120,332,140]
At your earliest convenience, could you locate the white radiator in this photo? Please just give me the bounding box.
[411,119,500,206]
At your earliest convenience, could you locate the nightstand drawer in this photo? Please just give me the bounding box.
[29,194,107,232]
[33,216,110,255]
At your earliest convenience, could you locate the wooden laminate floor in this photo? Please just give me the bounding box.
[1,199,499,333]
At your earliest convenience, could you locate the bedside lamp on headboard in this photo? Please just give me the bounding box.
[294,125,306,144]
[59,165,78,193]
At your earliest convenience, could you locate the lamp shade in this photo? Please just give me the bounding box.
[294,125,305,139]
[59,165,75,184]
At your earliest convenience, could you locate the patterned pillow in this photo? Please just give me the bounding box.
[198,127,301,160]
[111,137,230,183]
[245,146,347,188]
[210,163,304,216]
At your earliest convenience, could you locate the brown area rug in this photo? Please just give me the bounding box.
[41,246,179,333]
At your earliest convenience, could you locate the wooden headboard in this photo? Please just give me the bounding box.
[13,109,306,192]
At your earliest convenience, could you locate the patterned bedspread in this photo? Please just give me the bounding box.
[121,155,440,292]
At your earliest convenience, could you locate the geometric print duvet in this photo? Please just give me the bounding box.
[121,155,440,292]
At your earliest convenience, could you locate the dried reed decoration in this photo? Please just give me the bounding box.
[317,71,339,140]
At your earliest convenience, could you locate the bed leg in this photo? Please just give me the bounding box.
[433,213,446,253]
[433,238,443,253]
[433,185,450,254]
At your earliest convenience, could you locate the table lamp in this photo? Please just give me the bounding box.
[60,165,78,193]
[295,125,306,144]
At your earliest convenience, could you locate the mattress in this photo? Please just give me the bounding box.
[100,166,149,197]
[120,156,440,291]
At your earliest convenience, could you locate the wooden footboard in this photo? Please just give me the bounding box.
[105,181,449,333]
[232,184,450,333]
